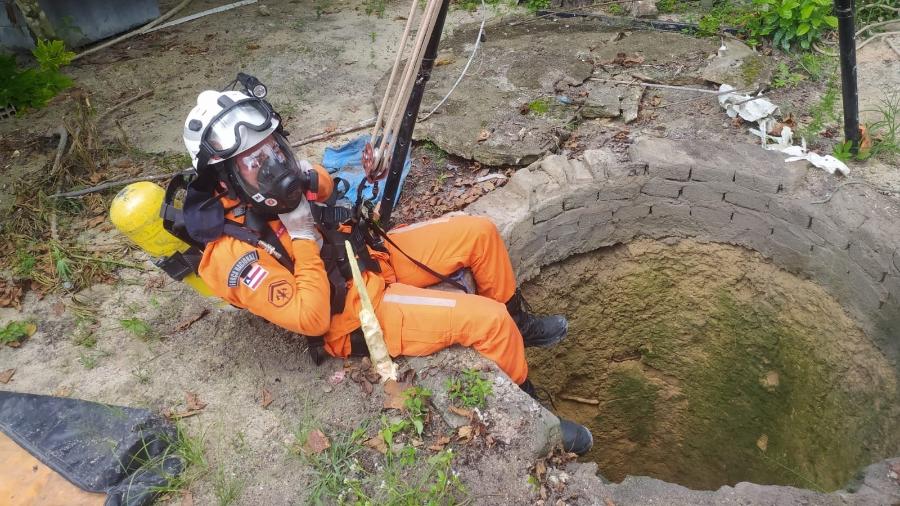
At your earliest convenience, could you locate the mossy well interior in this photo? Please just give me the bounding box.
[524,239,900,492]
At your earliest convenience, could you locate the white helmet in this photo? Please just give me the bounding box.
[182,90,279,170]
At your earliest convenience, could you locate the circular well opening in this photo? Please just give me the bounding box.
[525,239,900,491]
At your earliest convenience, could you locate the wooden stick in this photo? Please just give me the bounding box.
[289,117,376,148]
[97,90,154,124]
[559,394,600,405]
[49,126,68,241]
[73,0,192,61]
[51,169,194,198]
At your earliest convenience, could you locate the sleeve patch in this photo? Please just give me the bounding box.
[268,280,294,307]
[227,251,259,287]
[242,264,269,290]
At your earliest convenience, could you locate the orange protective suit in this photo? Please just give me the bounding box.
[197,167,527,383]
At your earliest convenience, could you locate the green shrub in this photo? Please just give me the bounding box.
[747,0,838,50]
[0,39,75,112]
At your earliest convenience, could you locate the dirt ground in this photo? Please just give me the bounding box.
[1,0,899,504]
[523,239,900,492]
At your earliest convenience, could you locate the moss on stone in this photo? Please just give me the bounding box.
[600,368,659,443]
[740,56,765,86]
[524,240,899,491]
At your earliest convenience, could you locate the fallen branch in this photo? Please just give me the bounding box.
[811,180,900,205]
[857,31,900,50]
[49,126,69,242]
[559,394,600,405]
[589,78,728,94]
[290,117,376,148]
[144,0,257,34]
[51,169,195,198]
[97,90,154,124]
[73,0,192,62]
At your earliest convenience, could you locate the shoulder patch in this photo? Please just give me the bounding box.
[227,251,259,287]
[268,280,294,307]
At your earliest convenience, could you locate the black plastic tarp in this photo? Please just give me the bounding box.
[0,391,182,506]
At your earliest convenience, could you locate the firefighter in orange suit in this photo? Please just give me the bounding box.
[181,86,592,455]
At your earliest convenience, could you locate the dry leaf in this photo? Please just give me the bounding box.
[185,391,207,411]
[173,308,209,333]
[476,130,491,142]
[449,406,473,419]
[457,425,473,439]
[247,43,260,50]
[361,380,374,395]
[260,388,274,408]
[383,379,411,410]
[364,369,381,384]
[604,498,617,506]
[164,408,203,420]
[86,215,107,228]
[650,95,662,107]
[556,500,566,506]
[181,490,194,506]
[305,429,331,455]
[365,436,388,454]
[54,386,72,397]
[756,434,768,452]
[534,460,547,478]
[360,357,372,370]
[0,368,15,384]
[434,57,455,67]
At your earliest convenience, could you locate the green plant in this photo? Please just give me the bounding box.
[798,52,829,81]
[527,98,550,116]
[524,0,550,12]
[447,368,493,408]
[747,0,838,50]
[656,0,678,13]
[0,39,75,111]
[608,2,625,14]
[403,386,432,436]
[799,76,840,141]
[304,426,367,503]
[134,422,209,496]
[77,349,110,369]
[0,320,35,346]
[14,249,36,278]
[831,140,855,162]
[364,0,386,17]
[772,62,806,88]
[121,317,155,340]
[212,465,245,506]
[863,93,900,163]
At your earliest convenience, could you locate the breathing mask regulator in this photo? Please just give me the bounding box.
[187,72,318,217]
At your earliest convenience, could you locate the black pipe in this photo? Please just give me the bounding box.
[378,0,451,230]
[835,0,860,154]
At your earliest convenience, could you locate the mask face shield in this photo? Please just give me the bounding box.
[227,133,308,214]
[200,97,273,162]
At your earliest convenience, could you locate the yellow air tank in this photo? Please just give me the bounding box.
[109,181,216,298]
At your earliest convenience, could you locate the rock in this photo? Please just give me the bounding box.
[581,84,621,120]
[620,86,644,124]
[375,21,717,166]
[700,38,774,89]
[629,0,659,18]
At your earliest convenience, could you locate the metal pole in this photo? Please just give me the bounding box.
[378,0,450,230]
[835,0,860,153]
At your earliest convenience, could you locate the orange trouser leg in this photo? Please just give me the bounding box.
[385,215,517,303]
[376,283,528,384]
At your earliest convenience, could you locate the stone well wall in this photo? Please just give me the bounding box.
[465,138,900,367]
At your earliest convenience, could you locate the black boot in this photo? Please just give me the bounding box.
[518,378,593,456]
[506,289,568,348]
[560,418,593,456]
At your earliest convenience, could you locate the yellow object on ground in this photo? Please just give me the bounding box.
[109,181,215,297]
[0,432,105,506]
[345,240,398,381]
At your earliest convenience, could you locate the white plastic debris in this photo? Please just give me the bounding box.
[720,83,849,176]
[718,84,779,122]
[783,146,851,176]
